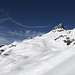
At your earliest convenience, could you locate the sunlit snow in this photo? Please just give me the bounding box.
[0,25,75,75]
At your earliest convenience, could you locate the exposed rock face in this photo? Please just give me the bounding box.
[0,45,4,48]
[9,44,16,48]
[0,49,4,54]
[53,23,65,30]
[64,38,74,45]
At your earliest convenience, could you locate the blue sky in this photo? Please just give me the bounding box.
[0,0,75,44]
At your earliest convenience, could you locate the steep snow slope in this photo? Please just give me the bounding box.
[0,25,75,75]
[44,54,75,75]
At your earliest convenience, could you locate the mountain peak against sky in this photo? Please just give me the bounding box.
[52,23,65,30]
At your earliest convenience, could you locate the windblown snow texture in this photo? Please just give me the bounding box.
[0,24,75,75]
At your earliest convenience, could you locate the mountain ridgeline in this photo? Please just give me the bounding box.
[0,23,75,56]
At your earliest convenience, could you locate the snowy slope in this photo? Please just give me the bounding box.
[44,54,75,75]
[0,24,75,75]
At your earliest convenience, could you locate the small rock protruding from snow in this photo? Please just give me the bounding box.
[0,49,4,54]
[9,44,16,48]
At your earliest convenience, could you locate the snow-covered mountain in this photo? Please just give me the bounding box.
[0,23,75,75]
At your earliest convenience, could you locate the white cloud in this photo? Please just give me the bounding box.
[8,30,23,36]
[0,30,44,45]
[0,37,10,45]
[25,30,30,34]
[0,18,10,23]
[8,30,43,37]
[8,31,19,35]
[25,30,43,37]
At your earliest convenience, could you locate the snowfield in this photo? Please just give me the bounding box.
[0,25,75,75]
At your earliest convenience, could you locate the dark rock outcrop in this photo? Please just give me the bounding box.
[64,40,72,45]
[63,38,74,45]
[53,23,65,30]
[0,45,4,48]
[0,49,4,54]
[9,44,16,48]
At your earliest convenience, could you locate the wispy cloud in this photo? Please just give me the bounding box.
[0,17,10,23]
[0,9,51,29]
[25,30,30,34]
[25,30,43,37]
[0,37,10,45]
[8,30,43,37]
[0,26,6,32]
[0,9,45,44]
[9,18,51,28]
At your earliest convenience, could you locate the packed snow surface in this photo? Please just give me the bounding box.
[0,28,75,75]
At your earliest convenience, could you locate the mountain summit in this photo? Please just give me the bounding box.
[53,23,65,30]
